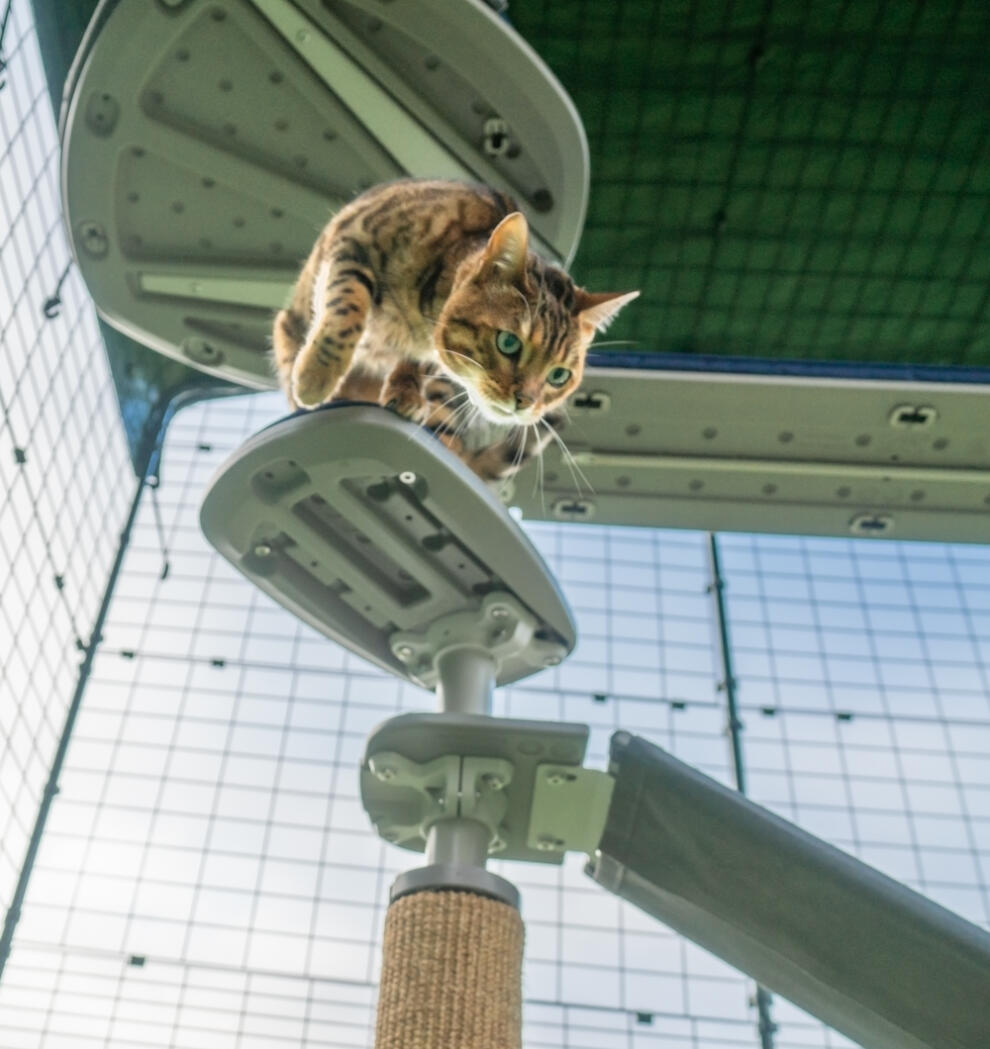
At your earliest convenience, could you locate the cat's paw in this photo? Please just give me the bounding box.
[291,363,334,409]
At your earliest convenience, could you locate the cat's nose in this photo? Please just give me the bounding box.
[514,393,535,410]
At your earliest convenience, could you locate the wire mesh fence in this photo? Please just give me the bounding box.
[0,0,133,937]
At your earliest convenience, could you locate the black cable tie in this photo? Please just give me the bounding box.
[41,260,74,320]
[53,574,65,590]
[14,447,26,464]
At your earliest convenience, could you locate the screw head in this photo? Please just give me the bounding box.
[490,605,511,620]
[395,644,414,661]
[546,772,566,786]
[373,765,397,782]
[79,222,109,258]
[482,773,505,790]
[398,471,417,485]
[544,654,561,667]
[253,542,272,558]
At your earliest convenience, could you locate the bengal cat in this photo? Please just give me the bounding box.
[272,179,637,485]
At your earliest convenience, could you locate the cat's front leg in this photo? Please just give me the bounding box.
[291,257,375,408]
[381,360,429,422]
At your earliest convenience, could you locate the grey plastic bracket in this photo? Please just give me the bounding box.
[367,750,514,853]
[390,591,566,692]
[527,764,615,855]
[361,711,590,864]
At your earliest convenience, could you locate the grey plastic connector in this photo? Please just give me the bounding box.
[367,750,513,855]
[527,764,615,855]
[390,864,520,909]
[390,591,565,708]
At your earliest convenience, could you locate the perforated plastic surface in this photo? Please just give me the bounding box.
[199,404,576,688]
[59,0,588,388]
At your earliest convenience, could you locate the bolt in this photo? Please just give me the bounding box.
[373,765,397,782]
[490,605,511,620]
[544,654,561,667]
[398,471,417,485]
[482,773,506,790]
[546,771,567,786]
[253,542,272,558]
[395,644,414,661]
[490,627,510,645]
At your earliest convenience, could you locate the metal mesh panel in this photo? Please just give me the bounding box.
[0,0,132,928]
[719,534,990,929]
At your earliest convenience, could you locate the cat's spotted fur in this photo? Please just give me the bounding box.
[272,179,637,482]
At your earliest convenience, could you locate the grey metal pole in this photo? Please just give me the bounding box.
[706,533,776,1049]
[434,646,496,715]
[426,817,491,868]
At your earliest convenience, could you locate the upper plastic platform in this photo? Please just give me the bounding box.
[60,0,589,389]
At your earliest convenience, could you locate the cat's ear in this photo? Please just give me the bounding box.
[481,212,529,283]
[574,289,640,332]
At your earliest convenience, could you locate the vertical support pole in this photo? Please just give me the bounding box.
[377,646,522,1048]
[706,533,777,1049]
[434,647,495,715]
[0,404,169,983]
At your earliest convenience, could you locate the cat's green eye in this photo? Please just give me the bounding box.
[546,366,572,387]
[495,330,522,356]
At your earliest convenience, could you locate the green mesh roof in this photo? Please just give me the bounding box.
[510,0,990,374]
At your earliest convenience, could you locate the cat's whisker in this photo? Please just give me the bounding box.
[588,339,642,350]
[447,398,478,443]
[542,418,593,496]
[443,349,484,371]
[461,404,483,441]
[428,389,469,422]
[534,427,548,516]
[510,427,528,477]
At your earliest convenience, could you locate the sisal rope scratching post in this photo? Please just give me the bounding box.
[375,889,524,1049]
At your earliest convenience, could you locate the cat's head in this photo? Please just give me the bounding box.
[435,212,638,425]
